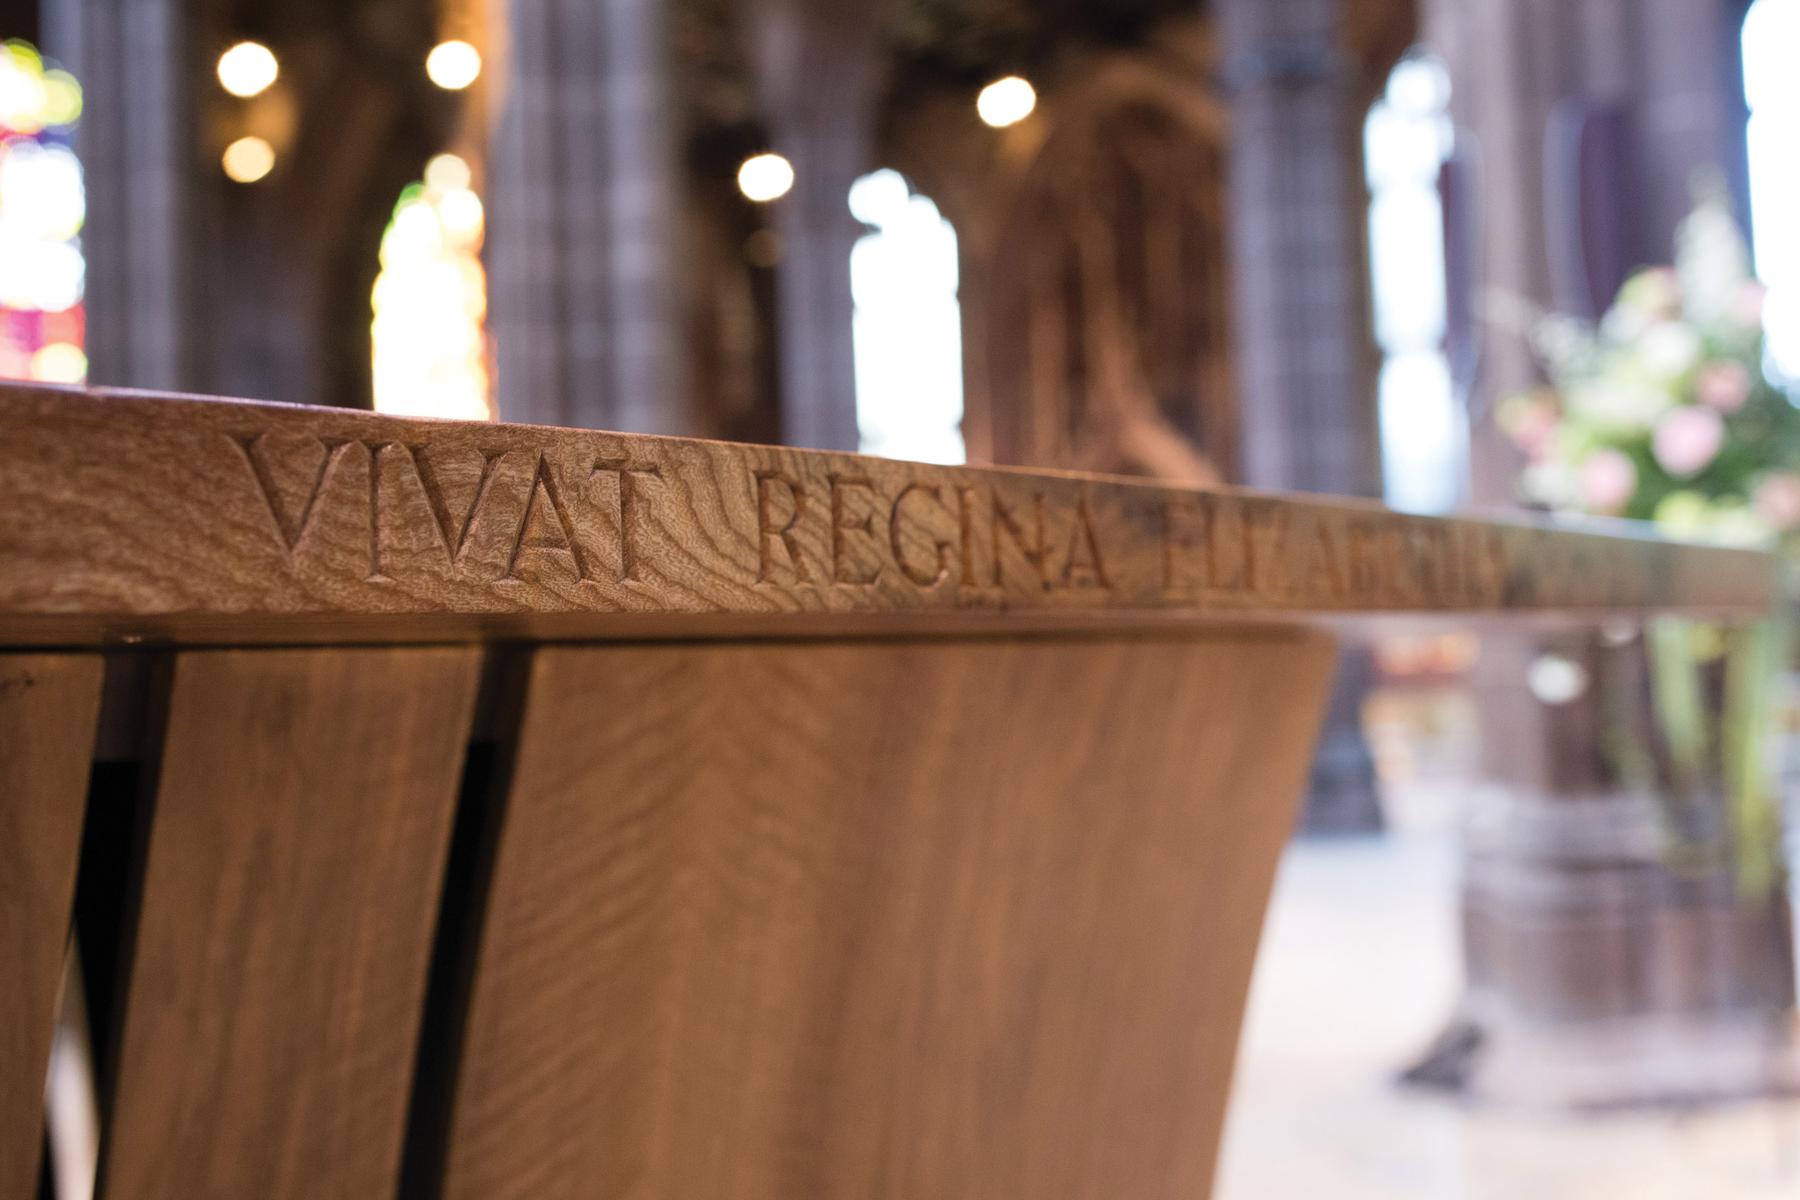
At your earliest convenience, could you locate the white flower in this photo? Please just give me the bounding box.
[1601,303,1654,345]
[1675,194,1754,325]
[1566,379,1671,431]
[1637,321,1702,378]
[1533,313,1595,369]
[1520,461,1580,508]
[1709,504,1773,548]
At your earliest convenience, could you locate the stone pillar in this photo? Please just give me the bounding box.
[1630,0,1756,259]
[744,0,878,452]
[763,108,868,452]
[487,0,692,432]
[1219,0,1385,834]
[47,0,196,392]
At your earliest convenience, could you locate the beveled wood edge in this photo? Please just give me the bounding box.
[0,382,1776,649]
[0,606,1768,652]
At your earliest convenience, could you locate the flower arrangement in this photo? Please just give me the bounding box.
[1498,196,1795,549]
[1497,196,1794,897]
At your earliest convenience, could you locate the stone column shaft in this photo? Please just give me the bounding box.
[489,0,691,433]
[1219,0,1384,833]
[48,0,194,392]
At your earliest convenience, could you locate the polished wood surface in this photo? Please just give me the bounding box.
[0,383,1781,1197]
[0,383,1772,649]
[441,632,1336,1199]
[101,649,481,1199]
[0,655,102,1200]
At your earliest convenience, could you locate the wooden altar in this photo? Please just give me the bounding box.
[0,383,1773,1198]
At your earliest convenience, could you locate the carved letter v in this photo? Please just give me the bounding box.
[232,433,353,555]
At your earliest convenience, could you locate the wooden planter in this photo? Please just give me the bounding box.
[1454,786,1798,1106]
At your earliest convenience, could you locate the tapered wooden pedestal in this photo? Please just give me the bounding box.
[442,634,1334,1199]
[0,385,1772,1197]
[2,632,1333,1200]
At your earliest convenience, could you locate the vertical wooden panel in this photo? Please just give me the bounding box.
[0,655,102,1200]
[102,648,481,1199]
[444,629,1336,1200]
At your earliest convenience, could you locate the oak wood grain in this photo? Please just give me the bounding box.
[0,655,102,1200]
[101,648,481,1200]
[441,629,1336,1200]
[0,383,1772,650]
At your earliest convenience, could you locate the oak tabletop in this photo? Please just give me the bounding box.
[0,383,1776,646]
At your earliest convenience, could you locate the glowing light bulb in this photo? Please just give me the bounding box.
[222,136,275,183]
[426,40,482,90]
[737,152,794,203]
[217,41,278,98]
[976,75,1036,128]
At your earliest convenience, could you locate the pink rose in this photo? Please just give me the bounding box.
[1754,474,1800,529]
[1513,402,1559,459]
[1652,406,1725,477]
[1579,449,1638,514]
[1697,361,1751,412]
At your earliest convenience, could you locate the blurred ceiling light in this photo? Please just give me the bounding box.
[30,342,86,383]
[424,152,472,192]
[976,75,1036,128]
[1527,654,1588,705]
[426,40,482,90]
[216,41,278,98]
[737,152,794,203]
[221,136,275,183]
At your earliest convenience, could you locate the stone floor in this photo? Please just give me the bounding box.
[1215,833,1800,1199]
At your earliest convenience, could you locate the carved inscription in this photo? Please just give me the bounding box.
[232,435,678,589]
[828,474,881,586]
[233,434,354,556]
[218,428,1650,614]
[991,493,1049,590]
[755,470,809,583]
[591,459,661,581]
[507,452,590,582]
[0,385,1763,633]
[748,469,1118,594]
[1062,496,1110,590]
[411,445,505,568]
[365,443,505,582]
[889,484,951,587]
